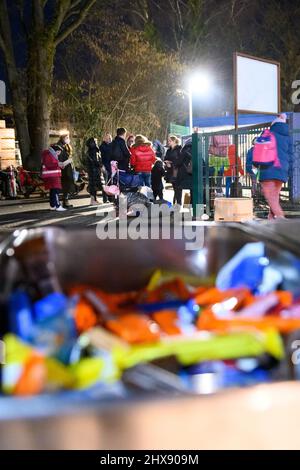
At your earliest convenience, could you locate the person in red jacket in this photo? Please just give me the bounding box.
[130,135,156,187]
[224,144,244,197]
[41,144,66,211]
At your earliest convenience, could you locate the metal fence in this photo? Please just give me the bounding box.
[191,124,295,218]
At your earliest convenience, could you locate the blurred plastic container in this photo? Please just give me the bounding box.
[1,221,300,449]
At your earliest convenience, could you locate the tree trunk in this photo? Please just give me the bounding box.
[26,16,54,170]
[0,0,31,166]
[27,55,52,170]
[5,66,31,167]
[0,0,96,170]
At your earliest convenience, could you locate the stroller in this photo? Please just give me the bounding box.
[17,167,47,198]
[104,161,153,216]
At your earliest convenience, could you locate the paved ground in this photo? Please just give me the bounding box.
[0,187,190,240]
[0,194,116,235]
[1,190,300,241]
[0,186,186,236]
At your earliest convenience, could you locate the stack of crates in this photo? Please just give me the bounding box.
[0,120,17,170]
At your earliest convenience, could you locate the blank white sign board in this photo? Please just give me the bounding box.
[236,55,279,114]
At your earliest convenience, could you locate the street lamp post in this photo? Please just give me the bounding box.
[176,73,210,134]
[188,73,210,135]
[188,86,193,135]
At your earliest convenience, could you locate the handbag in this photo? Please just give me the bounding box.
[184,160,192,175]
[103,171,120,196]
[103,184,120,196]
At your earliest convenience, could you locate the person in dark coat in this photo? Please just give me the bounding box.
[57,132,76,208]
[246,138,259,198]
[153,139,165,160]
[151,158,165,200]
[86,137,104,205]
[259,113,292,219]
[99,133,112,176]
[164,135,182,204]
[110,127,131,171]
[175,140,193,205]
[0,170,10,199]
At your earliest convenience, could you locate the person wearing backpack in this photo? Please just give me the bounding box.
[257,114,292,219]
[246,138,259,198]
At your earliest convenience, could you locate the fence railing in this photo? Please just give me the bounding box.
[191,124,299,218]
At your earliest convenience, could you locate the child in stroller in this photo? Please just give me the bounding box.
[104,161,153,216]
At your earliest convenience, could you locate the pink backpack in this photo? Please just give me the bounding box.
[253,129,281,168]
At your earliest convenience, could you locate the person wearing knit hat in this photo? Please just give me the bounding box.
[259,113,292,219]
[130,135,156,187]
[271,113,287,125]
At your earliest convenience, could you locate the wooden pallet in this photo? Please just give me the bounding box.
[0,121,17,169]
[214,197,253,222]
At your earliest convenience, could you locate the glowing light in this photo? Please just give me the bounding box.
[188,73,211,94]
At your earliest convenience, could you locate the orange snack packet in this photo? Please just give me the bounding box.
[14,354,47,396]
[152,310,181,336]
[106,314,160,344]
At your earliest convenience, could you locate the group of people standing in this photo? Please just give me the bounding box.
[41,127,193,211]
[41,115,290,219]
[41,130,113,211]
[85,128,158,205]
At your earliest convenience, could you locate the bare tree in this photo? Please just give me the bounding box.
[0,0,96,169]
[52,24,184,159]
